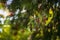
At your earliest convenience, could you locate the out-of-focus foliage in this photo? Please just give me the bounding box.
[0,0,60,40]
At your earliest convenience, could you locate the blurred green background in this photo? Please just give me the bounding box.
[0,0,60,40]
